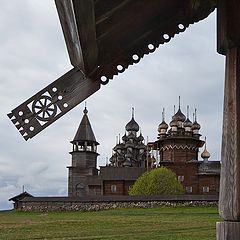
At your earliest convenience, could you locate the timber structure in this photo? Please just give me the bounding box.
[7,0,240,239]
[67,105,220,197]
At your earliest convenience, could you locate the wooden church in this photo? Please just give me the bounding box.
[68,103,220,197]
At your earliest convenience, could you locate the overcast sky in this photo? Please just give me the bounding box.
[0,1,225,210]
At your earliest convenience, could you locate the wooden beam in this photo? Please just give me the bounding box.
[217,0,240,55]
[72,0,98,74]
[55,0,84,70]
[55,0,98,74]
[217,222,240,240]
[216,47,240,239]
[217,1,240,238]
[219,48,240,221]
[8,68,100,140]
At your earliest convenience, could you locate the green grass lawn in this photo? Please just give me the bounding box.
[0,206,220,240]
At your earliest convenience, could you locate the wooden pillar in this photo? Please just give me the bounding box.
[217,48,240,240]
[217,0,240,239]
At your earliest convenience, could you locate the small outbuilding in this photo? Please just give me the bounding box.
[9,191,33,209]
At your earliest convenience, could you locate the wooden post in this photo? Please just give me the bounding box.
[217,0,240,239]
[217,48,240,240]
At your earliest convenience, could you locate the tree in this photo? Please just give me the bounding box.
[129,167,184,196]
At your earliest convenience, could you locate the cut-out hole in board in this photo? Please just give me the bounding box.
[132,54,139,61]
[117,65,124,71]
[52,87,57,92]
[178,24,185,30]
[163,34,170,40]
[148,44,155,50]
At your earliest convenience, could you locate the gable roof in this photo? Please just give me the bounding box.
[9,191,34,202]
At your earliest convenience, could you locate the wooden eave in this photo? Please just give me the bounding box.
[56,0,216,84]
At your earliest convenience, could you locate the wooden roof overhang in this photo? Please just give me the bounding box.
[8,0,216,140]
[56,0,216,84]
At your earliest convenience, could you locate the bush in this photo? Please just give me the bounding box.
[129,167,184,196]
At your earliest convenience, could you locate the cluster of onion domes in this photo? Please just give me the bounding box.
[109,108,146,168]
[158,104,201,137]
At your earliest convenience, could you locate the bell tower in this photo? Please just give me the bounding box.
[67,107,99,197]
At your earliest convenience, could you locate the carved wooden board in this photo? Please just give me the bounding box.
[8,68,100,140]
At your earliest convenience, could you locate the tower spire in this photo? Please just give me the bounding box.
[178,96,181,109]
[174,105,176,115]
[162,108,165,121]
[195,108,197,122]
[132,107,134,118]
[72,107,97,144]
[187,105,189,119]
[83,102,88,114]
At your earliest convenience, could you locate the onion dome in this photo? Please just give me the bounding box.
[201,137,210,161]
[128,131,136,139]
[122,133,128,142]
[109,155,115,163]
[125,140,134,148]
[138,132,144,142]
[125,107,140,132]
[173,108,186,122]
[125,117,139,132]
[170,119,178,127]
[158,108,168,132]
[191,121,201,130]
[158,121,168,132]
[192,108,201,131]
[201,149,211,159]
[184,105,192,128]
[183,118,193,128]
[137,142,146,150]
[113,143,124,152]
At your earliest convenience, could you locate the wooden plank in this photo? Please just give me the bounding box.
[8,68,100,140]
[95,0,132,24]
[219,47,240,221]
[217,0,240,55]
[217,222,240,240]
[72,0,98,74]
[55,0,84,69]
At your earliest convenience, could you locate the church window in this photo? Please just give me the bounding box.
[203,186,209,193]
[178,175,184,182]
[111,185,117,192]
[186,186,192,193]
